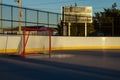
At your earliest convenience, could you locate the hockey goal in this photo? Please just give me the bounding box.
[21,27,52,57]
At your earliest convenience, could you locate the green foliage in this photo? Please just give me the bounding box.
[70,23,94,36]
[94,2,120,36]
[57,23,63,36]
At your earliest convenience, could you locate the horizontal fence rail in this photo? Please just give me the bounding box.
[0,3,120,36]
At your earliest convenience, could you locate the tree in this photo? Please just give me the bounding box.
[94,3,120,36]
[57,20,64,36]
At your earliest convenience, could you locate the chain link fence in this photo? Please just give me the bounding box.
[0,3,61,35]
[0,3,120,36]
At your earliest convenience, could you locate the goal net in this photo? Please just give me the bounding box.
[20,28,52,57]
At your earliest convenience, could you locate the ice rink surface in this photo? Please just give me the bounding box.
[0,50,120,80]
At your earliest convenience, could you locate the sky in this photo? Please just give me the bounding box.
[1,0,120,15]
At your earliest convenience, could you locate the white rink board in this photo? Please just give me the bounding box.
[0,35,120,53]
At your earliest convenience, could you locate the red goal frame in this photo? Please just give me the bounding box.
[21,27,52,58]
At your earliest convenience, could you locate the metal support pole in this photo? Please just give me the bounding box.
[19,0,22,34]
[68,22,71,36]
[47,12,49,27]
[0,0,2,33]
[85,22,87,37]
[37,10,39,27]
[85,17,87,37]
[62,7,67,36]
[63,23,67,36]
[15,0,22,34]
[11,6,13,33]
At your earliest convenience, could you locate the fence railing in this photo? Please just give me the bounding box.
[0,3,120,36]
[0,3,61,34]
